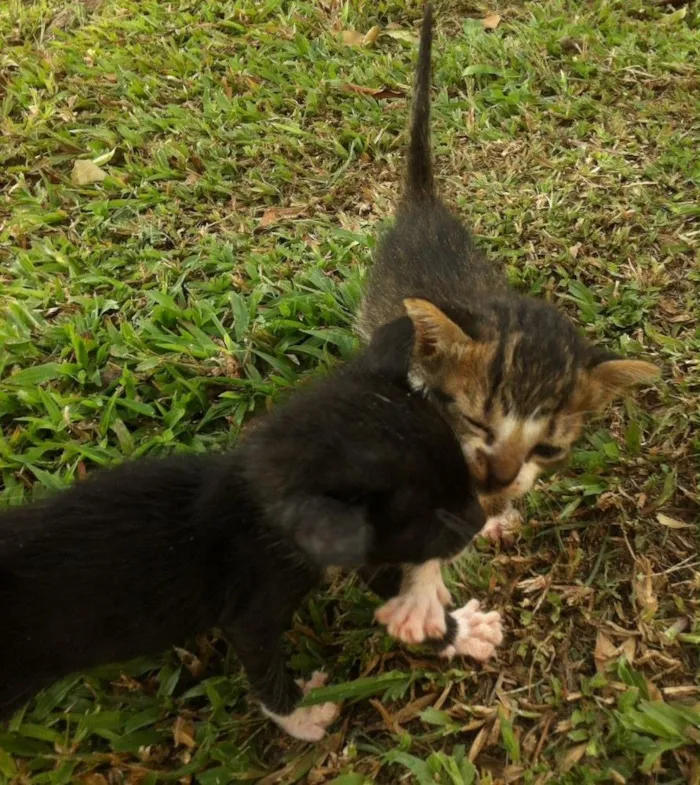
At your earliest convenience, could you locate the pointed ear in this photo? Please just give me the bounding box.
[587,358,660,407]
[403,298,470,360]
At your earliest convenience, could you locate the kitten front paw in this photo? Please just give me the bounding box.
[375,577,451,644]
[440,599,503,662]
[480,506,522,545]
[263,671,340,742]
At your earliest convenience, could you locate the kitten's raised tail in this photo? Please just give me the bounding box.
[406,3,434,201]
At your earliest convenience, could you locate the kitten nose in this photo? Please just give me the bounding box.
[477,451,520,492]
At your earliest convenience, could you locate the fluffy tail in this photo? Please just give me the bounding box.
[406,3,434,201]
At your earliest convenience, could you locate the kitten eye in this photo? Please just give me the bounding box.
[531,444,563,460]
[432,388,454,405]
[462,415,493,443]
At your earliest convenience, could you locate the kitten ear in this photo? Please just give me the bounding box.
[280,497,373,569]
[403,298,470,360]
[587,358,660,408]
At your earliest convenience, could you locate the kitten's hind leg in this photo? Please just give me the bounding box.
[224,587,339,742]
[374,560,452,644]
[479,495,522,545]
[261,671,340,743]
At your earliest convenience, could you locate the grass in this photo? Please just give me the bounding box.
[1,0,699,781]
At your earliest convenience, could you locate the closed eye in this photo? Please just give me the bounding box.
[531,444,564,460]
[462,415,494,443]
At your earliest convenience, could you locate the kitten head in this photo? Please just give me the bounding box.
[403,297,659,499]
[240,319,486,571]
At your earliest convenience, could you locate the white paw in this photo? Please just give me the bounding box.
[263,671,340,742]
[480,507,522,545]
[440,599,503,662]
[375,574,451,644]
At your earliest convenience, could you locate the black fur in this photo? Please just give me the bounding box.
[0,318,483,725]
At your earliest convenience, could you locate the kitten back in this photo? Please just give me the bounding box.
[406,3,434,202]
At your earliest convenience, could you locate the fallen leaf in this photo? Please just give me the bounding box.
[594,630,618,672]
[173,716,196,748]
[92,147,116,166]
[341,83,404,99]
[341,25,380,47]
[393,693,436,723]
[619,637,637,663]
[468,723,490,761]
[561,742,587,771]
[363,25,380,46]
[383,27,417,43]
[257,206,305,229]
[646,678,664,702]
[50,8,75,30]
[656,512,694,529]
[71,159,107,185]
[634,557,658,622]
[82,776,109,785]
[483,13,502,30]
[341,29,365,47]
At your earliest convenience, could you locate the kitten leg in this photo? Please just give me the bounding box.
[358,565,403,600]
[224,575,340,743]
[374,560,451,644]
[225,629,340,742]
[261,671,340,743]
[479,495,522,545]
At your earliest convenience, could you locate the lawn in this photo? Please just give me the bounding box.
[1,0,699,782]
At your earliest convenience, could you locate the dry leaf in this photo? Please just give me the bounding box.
[619,637,637,663]
[483,13,502,30]
[71,159,107,185]
[468,723,490,761]
[634,557,658,622]
[363,25,380,46]
[393,693,436,723]
[173,716,196,748]
[656,512,694,529]
[341,25,380,47]
[341,83,403,99]
[341,29,365,46]
[561,742,588,771]
[82,776,109,785]
[594,630,618,672]
[257,206,305,229]
[646,678,664,702]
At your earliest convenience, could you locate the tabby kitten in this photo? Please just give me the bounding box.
[358,4,659,645]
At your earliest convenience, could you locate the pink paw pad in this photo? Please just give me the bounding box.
[440,599,503,662]
[480,508,522,545]
[375,582,451,644]
[263,671,340,742]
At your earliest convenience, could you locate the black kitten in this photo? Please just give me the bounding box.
[0,318,491,741]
